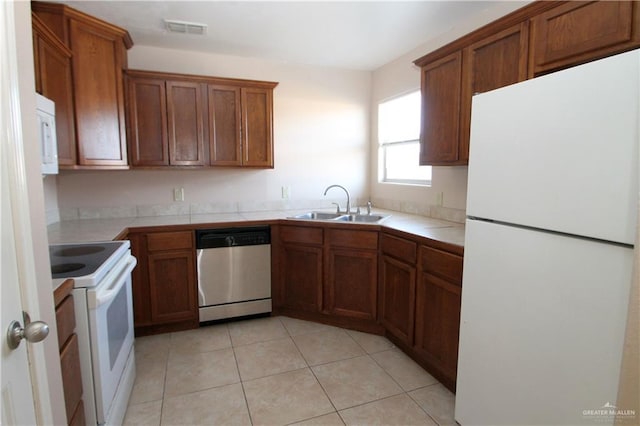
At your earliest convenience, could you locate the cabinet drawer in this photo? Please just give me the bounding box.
[419,246,463,285]
[55,295,76,349]
[280,226,323,245]
[60,334,83,422]
[328,229,378,250]
[381,233,417,263]
[147,231,193,251]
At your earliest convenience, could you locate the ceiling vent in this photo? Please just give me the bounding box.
[164,19,207,36]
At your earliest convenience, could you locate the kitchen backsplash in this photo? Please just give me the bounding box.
[371,197,466,224]
[55,197,466,224]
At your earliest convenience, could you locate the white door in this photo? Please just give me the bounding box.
[1,0,47,423]
[1,154,38,425]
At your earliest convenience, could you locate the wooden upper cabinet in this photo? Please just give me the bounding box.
[70,20,128,166]
[531,1,640,75]
[208,85,242,166]
[125,70,277,168]
[241,87,274,167]
[166,81,206,166]
[126,73,207,167]
[32,1,132,169]
[460,23,529,162]
[126,77,169,166]
[209,84,275,167]
[32,13,76,166]
[419,51,462,166]
[414,0,640,166]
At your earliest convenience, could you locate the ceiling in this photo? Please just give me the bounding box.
[55,1,521,71]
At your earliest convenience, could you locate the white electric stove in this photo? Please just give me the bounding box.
[50,241,137,425]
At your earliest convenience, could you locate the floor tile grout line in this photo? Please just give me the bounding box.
[158,334,172,426]
[406,389,442,426]
[288,329,342,421]
[230,343,255,426]
[367,350,413,393]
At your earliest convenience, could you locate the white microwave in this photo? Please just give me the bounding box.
[36,93,58,175]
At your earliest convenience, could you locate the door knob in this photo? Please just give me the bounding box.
[6,312,49,350]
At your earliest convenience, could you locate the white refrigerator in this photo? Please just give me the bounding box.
[455,49,638,426]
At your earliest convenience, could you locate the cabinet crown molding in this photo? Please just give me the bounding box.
[31,1,134,49]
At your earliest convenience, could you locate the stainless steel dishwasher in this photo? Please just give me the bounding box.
[195,226,271,322]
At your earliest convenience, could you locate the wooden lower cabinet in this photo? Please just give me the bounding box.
[54,279,83,425]
[326,248,377,320]
[379,233,418,346]
[414,271,462,384]
[414,245,464,390]
[273,224,380,332]
[378,232,464,392]
[129,230,199,335]
[325,228,378,321]
[280,243,323,312]
[380,255,416,345]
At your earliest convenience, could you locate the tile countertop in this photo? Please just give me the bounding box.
[47,209,465,248]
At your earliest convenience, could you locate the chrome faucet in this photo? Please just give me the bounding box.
[324,184,351,214]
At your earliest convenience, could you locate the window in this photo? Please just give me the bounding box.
[378,91,431,185]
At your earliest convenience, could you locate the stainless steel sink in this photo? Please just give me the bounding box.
[334,214,389,223]
[289,211,389,223]
[290,212,344,220]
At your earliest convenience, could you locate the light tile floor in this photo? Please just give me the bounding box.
[124,316,456,426]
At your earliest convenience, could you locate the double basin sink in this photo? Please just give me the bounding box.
[290,211,389,223]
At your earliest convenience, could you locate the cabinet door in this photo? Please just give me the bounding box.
[33,21,76,167]
[241,87,274,168]
[326,249,377,321]
[126,77,169,166]
[380,255,416,345]
[419,51,462,165]
[208,84,242,166]
[531,1,640,75]
[460,23,529,162]
[166,81,206,166]
[279,243,323,312]
[148,250,198,323]
[414,272,461,384]
[69,19,128,166]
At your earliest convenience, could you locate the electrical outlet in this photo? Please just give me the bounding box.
[436,192,444,206]
[173,187,184,202]
[281,186,290,200]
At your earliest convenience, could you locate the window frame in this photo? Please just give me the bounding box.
[378,90,431,186]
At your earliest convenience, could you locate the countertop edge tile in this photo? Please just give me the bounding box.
[47,209,465,248]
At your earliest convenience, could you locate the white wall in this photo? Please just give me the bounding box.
[369,1,531,216]
[56,46,372,216]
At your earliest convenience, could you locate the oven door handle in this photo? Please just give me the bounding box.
[89,256,137,309]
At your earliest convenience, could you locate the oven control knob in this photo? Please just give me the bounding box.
[6,315,49,350]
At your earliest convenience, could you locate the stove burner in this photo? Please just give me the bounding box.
[54,246,106,257]
[51,263,86,274]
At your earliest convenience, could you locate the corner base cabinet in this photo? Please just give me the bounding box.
[272,224,381,334]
